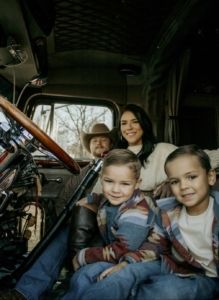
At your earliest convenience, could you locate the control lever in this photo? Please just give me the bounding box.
[47,177,62,184]
[39,173,63,186]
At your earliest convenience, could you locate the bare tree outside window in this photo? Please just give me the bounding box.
[32,103,113,159]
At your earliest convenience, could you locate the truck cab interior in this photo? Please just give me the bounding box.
[0,0,219,297]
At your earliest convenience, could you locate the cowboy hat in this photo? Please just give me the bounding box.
[80,123,118,153]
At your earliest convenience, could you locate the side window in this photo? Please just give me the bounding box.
[32,103,113,160]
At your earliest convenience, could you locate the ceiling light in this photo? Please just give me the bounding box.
[118,64,141,76]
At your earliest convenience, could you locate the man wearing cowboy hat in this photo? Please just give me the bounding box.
[2,123,118,300]
[80,123,118,160]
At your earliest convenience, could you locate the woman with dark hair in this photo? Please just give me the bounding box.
[116,104,157,166]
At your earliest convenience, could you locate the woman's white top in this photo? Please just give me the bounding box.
[127,143,177,193]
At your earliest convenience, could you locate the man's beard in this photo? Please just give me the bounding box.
[93,147,105,158]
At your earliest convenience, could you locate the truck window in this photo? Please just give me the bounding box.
[32,103,113,160]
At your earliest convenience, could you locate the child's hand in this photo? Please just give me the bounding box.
[97,261,129,281]
[73,255,80,272]
[76,197,88,206]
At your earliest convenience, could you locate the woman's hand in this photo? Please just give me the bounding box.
[155,182,172,199]
[73,255,81,272]
[97,261,129,281]
[76,197,88,206]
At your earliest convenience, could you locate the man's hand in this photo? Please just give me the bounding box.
[73,255,81,272]
[155,182,172,199]
[76,197,88,206]
[97,261,129,281]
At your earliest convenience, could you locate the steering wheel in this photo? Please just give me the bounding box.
[0,95,80,174]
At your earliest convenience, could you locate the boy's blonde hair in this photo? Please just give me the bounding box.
[102,149,141,180]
